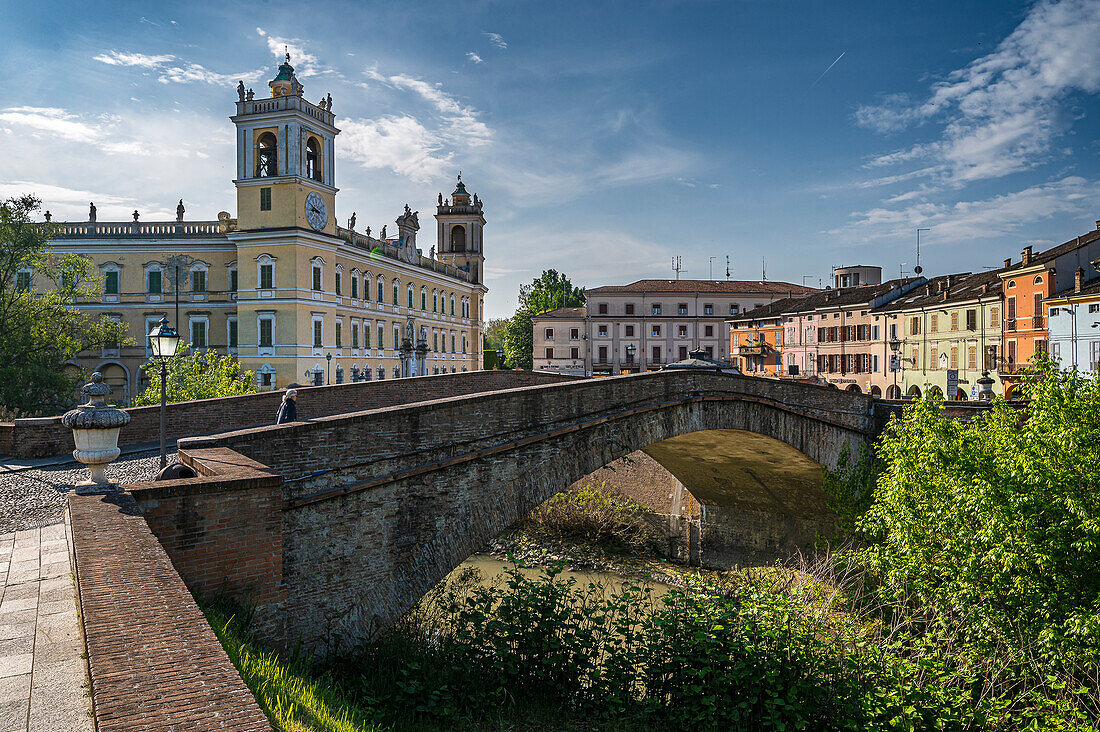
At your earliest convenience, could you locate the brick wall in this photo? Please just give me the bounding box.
[68,490,272,730]
[1,369,579,459]
[127,447,286,642]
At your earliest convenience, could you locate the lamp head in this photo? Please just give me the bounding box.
[148,316,180,361]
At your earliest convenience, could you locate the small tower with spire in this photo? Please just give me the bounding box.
[435,173,485,284]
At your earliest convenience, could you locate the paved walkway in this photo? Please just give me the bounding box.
[0,514,93,732]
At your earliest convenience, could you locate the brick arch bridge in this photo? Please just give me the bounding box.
[131,370,882,656]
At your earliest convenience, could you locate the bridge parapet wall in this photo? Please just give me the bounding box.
[1,369,579,459]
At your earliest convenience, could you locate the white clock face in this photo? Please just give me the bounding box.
[305,192,328,231]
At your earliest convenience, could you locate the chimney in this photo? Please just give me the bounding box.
[1021,246,1033,265]
[1075,266,1085,294]
[1004,258,1012,269]
[1095,220,1100,230]
[981,282,990,295]
[942,289,949,302]
[924,284,932,296]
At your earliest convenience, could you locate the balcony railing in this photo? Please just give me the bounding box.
[1032,316,1044,329]
[1005,319,1016,332]
[56,220,230,237]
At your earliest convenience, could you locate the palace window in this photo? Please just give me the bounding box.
[652,303,662,315]
[227,318,238,349]
[598,303,608,314]
[259,263,273,289]
[408,284,414,309]
[377,323,384,349]
[260,187,271,211]
[258,317,274,348]
[433,291,438,312]
[191,268,206,293]
[312,260,323,291]
[421,288,427,310]
[15,269,31,292]
[306,137,322,181]
[313,319,323,348]
[351,322,359,348]
[189,317,208,350]
[392,280,399,305]
[377,276,385,303]
[678,303,688,315]
[335,270,342,296]
[350,274,359,299]
[625,325,634,337]
[394,325,401,349]
[450,296,455,315]
[704,303,713,315]
[364,325,371,348]
[103,270,119,295]
[625,303,634,315]
[598,325,608,337]
[147,269,162,294]
[255,132,278,177]
[705,325,714,337]
[229,267,238,292]
[335,321,342,348]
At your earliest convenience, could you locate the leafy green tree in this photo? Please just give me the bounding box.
[482,317,507,368]
[860,354,1100,671]
[0,195,131,417]
[502,270,584,369]
[133,347,257,405]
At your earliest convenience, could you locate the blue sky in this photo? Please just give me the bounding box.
[2,0,1100,316]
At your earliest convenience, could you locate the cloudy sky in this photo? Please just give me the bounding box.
[2,0,1099,316]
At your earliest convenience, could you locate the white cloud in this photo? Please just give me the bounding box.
[0,107,99,142]
[255,27,332,78]
[364,67,492,145]
[93,49,262,86]
[834,176,1100,244]
[340,115,453,184]
[484,32,507,50]
[466,52,484,65]
[93,51,174,68]
[855,0,1100,185]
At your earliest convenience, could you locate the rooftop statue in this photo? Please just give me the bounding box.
[176,199,185,222]
[88,202,96,222]
[237,80,246,101]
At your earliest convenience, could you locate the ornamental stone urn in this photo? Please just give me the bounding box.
[61,372,131,493]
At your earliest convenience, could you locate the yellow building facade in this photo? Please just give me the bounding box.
[36,55,487,402]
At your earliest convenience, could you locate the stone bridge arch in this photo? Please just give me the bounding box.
[172,370,878,656]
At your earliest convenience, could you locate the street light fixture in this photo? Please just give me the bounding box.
[888,336,902,399]
[496,348,504,369]
[148,316,180,469]
[326,352,332,384]
[625,343,636,367]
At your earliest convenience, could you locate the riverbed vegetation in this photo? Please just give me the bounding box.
[208,359,1098,730]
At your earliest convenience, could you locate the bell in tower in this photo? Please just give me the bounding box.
[435,174,486,284]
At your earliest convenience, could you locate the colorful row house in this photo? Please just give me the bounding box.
[726,221,1100,399]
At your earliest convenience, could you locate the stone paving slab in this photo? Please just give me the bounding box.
[0,513,93,732]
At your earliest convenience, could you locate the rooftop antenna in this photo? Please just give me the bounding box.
[915,228,929,275]
[672,256,684,280]
[802,275,813,287]
[725,255,730,280]
[761,256,767,282]
[900,261,909,279]
[709,256,717,280]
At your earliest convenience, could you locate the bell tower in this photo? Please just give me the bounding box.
[230,53,340,236]
[434,174,486,284]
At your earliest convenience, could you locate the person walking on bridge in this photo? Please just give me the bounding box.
[276,389,297,424]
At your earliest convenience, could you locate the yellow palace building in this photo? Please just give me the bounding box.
[31,54,487,402]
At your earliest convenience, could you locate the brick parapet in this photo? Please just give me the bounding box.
[68,491,272,730]
[127,447,287,642]
[1,369,579,458]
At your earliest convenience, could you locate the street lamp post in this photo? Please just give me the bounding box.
[496,348,504,369]
[148,316,180,469]
[888,336,902,399]
[326,352,332,384]
[625,343,636,372]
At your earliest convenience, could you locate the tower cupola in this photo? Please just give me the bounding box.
[269,52,303,97]
[451,174,472,206]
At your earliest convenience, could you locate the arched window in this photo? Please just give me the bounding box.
[306,137,322,181]
[378,365,385,380]
[1033,275,1043,285]
[432,290,438,312]
[256,132,278,177]
[421,287,427,310]
[1007,280,1016,289]
[392,279,399,305]
[450,295,455,316]
[407,283,414,308]
[451,225,466,252]
[377,275,384,303]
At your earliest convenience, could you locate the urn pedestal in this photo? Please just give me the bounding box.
[61,373,131,494]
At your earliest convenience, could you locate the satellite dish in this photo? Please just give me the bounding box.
[914,265,923,275]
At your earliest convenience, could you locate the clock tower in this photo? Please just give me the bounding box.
[231,53,339,236]
[435,175,486,284]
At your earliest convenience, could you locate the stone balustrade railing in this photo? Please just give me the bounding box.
[56,221,230,237]
[336,226,471,282]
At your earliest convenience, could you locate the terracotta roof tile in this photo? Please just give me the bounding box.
[585,279,818,296]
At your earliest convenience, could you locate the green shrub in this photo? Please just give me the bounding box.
[525,481,655,550]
